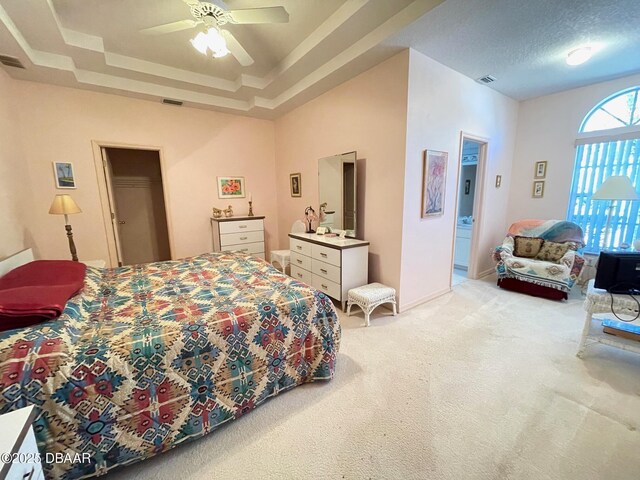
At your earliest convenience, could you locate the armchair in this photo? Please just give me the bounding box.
[493,219,586,300]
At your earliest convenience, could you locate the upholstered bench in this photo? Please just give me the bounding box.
[346,283,397,327]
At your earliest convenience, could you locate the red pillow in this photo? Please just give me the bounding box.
[0,260,86,332]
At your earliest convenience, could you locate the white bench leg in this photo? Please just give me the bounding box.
[346,302,352,317]
[577,312,593,358]
[365,308,370,327]
[392,301,397,316]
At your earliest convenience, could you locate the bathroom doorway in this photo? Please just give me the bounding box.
[452,135,487,286]
[97,145,172,267]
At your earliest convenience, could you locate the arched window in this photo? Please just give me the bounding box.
[567,86,640,253]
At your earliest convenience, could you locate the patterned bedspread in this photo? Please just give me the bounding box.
[0,253,340,479]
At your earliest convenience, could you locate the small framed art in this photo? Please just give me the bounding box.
[532,180,545,198]
[534,161,547,179]
[290,173,301,197]
[217,176,245,199]
[53,162,76,189]
[421,149,448,218]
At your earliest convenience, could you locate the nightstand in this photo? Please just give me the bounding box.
[82,260,106,268]
[0,405,44,480]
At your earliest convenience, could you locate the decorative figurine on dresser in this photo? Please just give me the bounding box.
[211,214,265,259]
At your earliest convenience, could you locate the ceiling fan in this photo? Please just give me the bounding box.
[140,0,290,66]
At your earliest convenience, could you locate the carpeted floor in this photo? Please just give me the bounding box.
[106,275,640,480]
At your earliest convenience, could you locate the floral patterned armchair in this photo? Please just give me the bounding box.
[493,219,586,300]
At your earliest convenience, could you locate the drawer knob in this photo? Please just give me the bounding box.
[240,236,248,240]
[296,245,302,250]
[298,273,303,278]
[321,284,328,289]
[320,268,327,273]
[297,259,302,264]
[241,248,248,252]
[239,225,247,229]
[320,253,327,257]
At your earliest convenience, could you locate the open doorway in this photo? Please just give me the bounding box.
[452,135,488,286]
[100,147,171,266]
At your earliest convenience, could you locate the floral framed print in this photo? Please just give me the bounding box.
[421,150,448,218]
[217,176,245,199]
[534,161,547,179]
[532,180,545,198]
[53,162,77,189]
[290,173,302,197]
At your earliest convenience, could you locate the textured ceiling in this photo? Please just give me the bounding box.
[0,0,443,118]
[385,0,640,100]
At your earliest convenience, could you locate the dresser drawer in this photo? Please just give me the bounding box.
[224,241,264,255]
[290,237,312,257]
[291,265,312,284]
[220,230,264,247]
[312,274,341,300]
[291,251,312,272]
[219,219,263,234]
[312,259,341,284]
[312,244,341,267]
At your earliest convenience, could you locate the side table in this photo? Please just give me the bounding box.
[577,279,640,357]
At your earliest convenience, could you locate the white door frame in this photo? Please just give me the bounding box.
[91,141,176,267]
[450,132,489,283]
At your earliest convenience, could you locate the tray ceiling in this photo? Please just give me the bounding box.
[0,0,444,118]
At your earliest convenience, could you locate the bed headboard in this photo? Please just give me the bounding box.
[0,248,34,277]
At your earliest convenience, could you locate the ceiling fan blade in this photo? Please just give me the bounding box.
[220,30,254,66]
[228,6,289,24]
[140,19,200,35]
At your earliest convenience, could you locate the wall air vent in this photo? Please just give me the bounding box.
[477,75,496,84]
[0,54,25,69]
[162,98,183,106]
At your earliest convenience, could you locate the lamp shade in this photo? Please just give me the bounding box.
[49,194,82,215]
[591,176,639,201]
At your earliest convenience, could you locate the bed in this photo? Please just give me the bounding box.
[0,251,340,479]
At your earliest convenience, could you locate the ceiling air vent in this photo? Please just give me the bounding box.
[0,54,25,69]
[477,75,496,84]
[162,98,183,106]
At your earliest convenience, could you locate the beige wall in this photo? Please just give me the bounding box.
[274,51,410,293]
[10,80,277,264]
[507,73,640,225]
[0,69,32,259]
[399,49,519,310]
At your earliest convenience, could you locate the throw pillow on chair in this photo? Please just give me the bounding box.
[513,236,544,258]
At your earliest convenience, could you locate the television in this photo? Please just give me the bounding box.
[594,251,640,293]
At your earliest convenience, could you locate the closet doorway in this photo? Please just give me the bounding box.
[97,146,172,267]
[451,134,488,286]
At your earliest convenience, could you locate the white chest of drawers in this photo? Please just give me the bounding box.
[0,406,44,480]
[211,216,265,259]
[289,233,369,310]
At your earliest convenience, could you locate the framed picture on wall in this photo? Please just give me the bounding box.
[290,173,302,197]
[421,149,448,218]
[534,161,547,179]
[53,162,77,189]
[217,176,245,198]
[532,180,545,198]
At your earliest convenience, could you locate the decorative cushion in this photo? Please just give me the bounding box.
[513,236,544,258]
[536,241,570,263]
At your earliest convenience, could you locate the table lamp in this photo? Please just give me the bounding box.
[591,176,639,249]
[49,194,82,261]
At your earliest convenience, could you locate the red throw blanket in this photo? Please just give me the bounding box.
[0,260,86,331]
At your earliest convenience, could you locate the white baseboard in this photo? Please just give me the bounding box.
[399,287,451,313]
[476,268,495,279]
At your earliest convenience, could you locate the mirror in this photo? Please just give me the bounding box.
[318,151,357,237]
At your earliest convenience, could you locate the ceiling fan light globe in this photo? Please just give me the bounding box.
[190,31,209,55]
[212,46,230,58]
